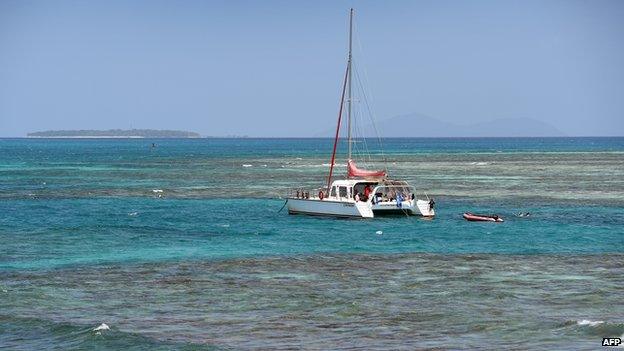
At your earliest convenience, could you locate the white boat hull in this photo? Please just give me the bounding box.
[287,198,434,218]
[371,199,435,217]
[287,198,374,218]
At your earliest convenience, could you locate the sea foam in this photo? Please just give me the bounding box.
[577,319,604,327]
[93,323,110,331]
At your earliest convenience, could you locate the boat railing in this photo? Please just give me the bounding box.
[288,187,326,199]
[290,188,312,199]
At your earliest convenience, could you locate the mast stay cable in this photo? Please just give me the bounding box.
[353,18,388,172]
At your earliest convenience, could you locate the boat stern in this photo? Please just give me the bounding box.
[415,199,435,217]
[355,201,374,218]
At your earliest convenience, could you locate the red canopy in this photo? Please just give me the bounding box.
[347,159,386,178]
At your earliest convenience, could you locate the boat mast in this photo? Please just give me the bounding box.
[325,9,354,193]
[326,64,349,193]
[347,8,353,163]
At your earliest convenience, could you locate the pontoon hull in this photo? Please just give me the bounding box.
[287,198,434,218]
[372,199,435,217]
[287,198,374,218]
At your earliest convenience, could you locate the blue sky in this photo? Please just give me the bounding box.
[1,0,623,137]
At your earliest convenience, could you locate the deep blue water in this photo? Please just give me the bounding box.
[1,137,623,161]
[1,137,623,350]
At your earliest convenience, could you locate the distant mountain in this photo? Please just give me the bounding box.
[318,113,565,137]
[27,129,201,138]
[463,118,565,137]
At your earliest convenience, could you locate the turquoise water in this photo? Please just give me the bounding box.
[1,137,623,350]
[1,198,623,270]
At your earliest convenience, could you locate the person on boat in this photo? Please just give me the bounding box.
[363,185,372,201]
[354,192,361,202]
[371,192,380,205]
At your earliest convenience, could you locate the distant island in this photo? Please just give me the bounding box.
[27,129,201,138]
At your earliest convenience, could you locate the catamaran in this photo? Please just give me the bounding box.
[286,9,435,219]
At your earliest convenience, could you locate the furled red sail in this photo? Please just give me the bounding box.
[347,159,386,178]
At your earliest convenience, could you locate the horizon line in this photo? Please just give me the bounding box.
[1,135,623,139]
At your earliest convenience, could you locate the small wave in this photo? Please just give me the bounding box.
[565,319,624,337]
[93,323,110,332]
[577,319,604,327]
[470,162,489,166]
[242,164,253,167]
[128,212,138,216]
[284,163,346,168]
[152,189,163,193]
[2,317,208,349]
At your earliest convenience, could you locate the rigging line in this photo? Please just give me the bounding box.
[352,110,368,168]
[354,88,372,168]
[353,60,386,171]
[351,87,374,170]
[354,64,374,166]
[277,199,289,213]
[353,61,381,168]
[350,23,372,166]
[353,23,377,120]
[350,15,384,172]
[350,88,364,164]
[351,106,363,165]
[350,61,369,168]
[353,25,388,171]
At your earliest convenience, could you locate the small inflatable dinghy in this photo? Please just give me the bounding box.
[463,212,504,222]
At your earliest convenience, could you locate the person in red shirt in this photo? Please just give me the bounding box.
[363,185,372,201]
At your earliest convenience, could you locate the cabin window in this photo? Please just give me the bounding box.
[331,186,336,197]
[339,186,347,198]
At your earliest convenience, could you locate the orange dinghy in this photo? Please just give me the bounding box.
[463,213,504,222]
